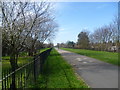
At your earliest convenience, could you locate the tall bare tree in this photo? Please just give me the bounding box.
[1,1,57,71]
[89,16,119,51]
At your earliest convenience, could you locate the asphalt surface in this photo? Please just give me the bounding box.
[56,48,119,88]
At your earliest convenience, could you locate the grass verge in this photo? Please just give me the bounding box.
[35,49,89,88]
[2,48,50,71]
[61,48,119,66]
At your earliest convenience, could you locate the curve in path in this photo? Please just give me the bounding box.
[55,48,119,88]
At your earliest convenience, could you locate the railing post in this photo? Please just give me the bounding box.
[2,72,3,89]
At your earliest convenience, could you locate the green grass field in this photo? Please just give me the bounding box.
[34,49,89,88]
[2,48,50,71]
[40,48,50,53]
[61,48,119,66]
[2,56,32,71]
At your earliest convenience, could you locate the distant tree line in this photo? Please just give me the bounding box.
[58,16,119,52]
[89,16,119,52]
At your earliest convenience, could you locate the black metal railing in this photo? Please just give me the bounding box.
[1,48,52,89]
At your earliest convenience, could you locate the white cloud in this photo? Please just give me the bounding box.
[59,28,65,31]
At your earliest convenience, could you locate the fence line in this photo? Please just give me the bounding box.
[1,48,52,89]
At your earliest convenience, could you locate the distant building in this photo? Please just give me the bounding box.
[108,46,118,52]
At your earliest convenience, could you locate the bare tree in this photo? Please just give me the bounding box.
[89,16,119,51]
[1,1,57,71]
[1,2,30,69]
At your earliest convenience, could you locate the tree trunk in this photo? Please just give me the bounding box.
[10,54,17,89]
[28,46,35,56]
[15,54,19,68]
[28,50,33,56]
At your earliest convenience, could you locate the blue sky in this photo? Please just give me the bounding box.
[51,2,118,45]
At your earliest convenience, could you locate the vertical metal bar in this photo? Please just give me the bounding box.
[4,71,6,90]
[17,73,19,88]
[6,70,8,88]
[16,73,18,88]
[2,71,4,89]
[24,68,26,87]
[34,58,36,83]
[8,69,10,88]
[21,72,22,88]
[10,71,12,86]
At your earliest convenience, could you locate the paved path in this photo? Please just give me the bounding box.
[56,48,119,88]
